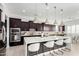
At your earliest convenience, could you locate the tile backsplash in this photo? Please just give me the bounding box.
[21,31,66,36]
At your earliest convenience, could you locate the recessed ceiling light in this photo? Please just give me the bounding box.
[22,9,26,13]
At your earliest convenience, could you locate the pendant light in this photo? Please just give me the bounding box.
[45,3,49,23]
[60,9,64,26]
[53,6,57,25]
[53,6,58,32]
[45,3,49,10]
[33,4,37,22]
[34,14,37,22]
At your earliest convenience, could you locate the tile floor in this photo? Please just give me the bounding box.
[63,43,79,56]
[6,45,25,56]
[5,43,79,56]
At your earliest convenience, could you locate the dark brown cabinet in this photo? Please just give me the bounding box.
[62,26,65,31]
[21,22,29,31]
[29,21,35,29]
[36,23,42,31]
[10,18,21,28]
[9,18,65,32]
[28,21,43,31]
[21,21,42,31]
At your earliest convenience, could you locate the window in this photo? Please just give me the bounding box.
[71,25,75,33]
[67,26,71,33]
[76,25,79,33]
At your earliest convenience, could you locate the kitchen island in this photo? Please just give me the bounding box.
[24,36,71,56]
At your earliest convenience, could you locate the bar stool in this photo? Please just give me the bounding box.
[64,38,71,44]
[28,43,40,56]
[43,41,54,56]
[54,39,64,55]
[74,35,79,44]
[63,38,71,52]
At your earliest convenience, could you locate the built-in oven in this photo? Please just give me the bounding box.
[10,28,23,46]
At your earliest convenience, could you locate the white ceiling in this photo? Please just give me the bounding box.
[4,3,79,24]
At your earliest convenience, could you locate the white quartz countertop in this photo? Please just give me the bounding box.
[24,36,71,44]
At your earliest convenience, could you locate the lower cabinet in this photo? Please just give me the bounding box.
[9,38,24,46]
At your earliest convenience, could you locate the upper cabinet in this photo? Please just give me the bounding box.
[35,23,42,31]
[9,18,65,32]
[29,21,35,29]
[10,18,21,28]
[28,21,42,31]
[21,22,29,31]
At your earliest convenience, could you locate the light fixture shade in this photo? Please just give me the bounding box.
[54,6,56,9]
[45,18,48,23]
[60,9,64,26]
[45,3,49,10]
[45,3,49,23]
[33,16,36,22]
[45,3,48,6]
[53,20,57,25]
[53,6,57,25]
[60,20,64,26]
[33,14,37,22]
